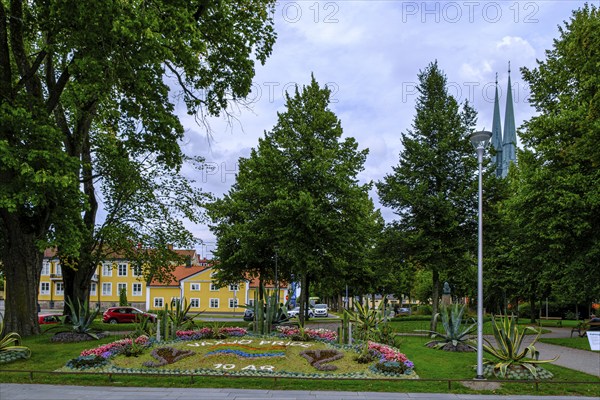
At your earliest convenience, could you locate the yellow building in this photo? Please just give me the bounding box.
[38,249,287,314]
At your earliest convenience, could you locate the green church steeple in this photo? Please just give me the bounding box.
[491,73,503,177]
[501,62,517,177]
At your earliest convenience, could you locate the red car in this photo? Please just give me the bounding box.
[102,307,157,324]
[38,314,62,324]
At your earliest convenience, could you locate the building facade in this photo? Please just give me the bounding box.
[37,249,286,313]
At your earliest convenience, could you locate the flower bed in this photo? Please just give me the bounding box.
[63,328,417,379]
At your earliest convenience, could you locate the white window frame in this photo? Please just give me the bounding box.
[229,284,239,291]
[90,282,97,296]
[228,298,238,308]
[247,299,255,307]
[210,283,219,291]
[190,298,200,308]
[40,282,50,295]
[41,262,50,276]
[132,283,142,296]
[190,283,200,291]
[209,298,219,308]
[131,264,142,277]
[117,282,127,295]
[154,297,164,308]
[102,282,112,296]
[102,263,112,277]
[55,263,62,276]
[117,263,128,277]
[55,282,64,295]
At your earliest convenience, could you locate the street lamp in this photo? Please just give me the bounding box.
[470,130,492,380]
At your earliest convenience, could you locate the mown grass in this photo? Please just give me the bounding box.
[539,337,595,351]
[1,326,598,396]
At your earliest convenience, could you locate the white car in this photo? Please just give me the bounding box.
[313,304,328,317]
[287,307,314,318]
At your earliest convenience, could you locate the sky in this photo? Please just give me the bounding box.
[170,0,594,257]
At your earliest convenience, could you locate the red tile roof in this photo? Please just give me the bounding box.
[148,264,209,287]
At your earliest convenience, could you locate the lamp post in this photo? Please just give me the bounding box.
[470,130,492,380]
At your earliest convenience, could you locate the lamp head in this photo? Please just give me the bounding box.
[470,131,492,150]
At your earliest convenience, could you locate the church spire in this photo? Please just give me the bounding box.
[501,62,517,178]
[491,72,503,177]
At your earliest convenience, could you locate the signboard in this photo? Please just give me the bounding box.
[587,331,600,351]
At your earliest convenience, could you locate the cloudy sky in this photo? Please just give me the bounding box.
[172,0,592,257]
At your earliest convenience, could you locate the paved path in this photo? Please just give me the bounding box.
[1,384,599,400]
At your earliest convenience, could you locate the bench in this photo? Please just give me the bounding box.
[570,321,600,338]
[537,316,562,327]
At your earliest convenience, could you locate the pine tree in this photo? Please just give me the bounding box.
[377,61,478,330]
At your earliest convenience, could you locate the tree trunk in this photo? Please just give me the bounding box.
[0,214,44,336]
[61,256,96,315]
[430,270,440,331]
[299,274,307,326]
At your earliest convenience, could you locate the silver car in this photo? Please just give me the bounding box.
[313,304,328,317]
[287,306,314,318]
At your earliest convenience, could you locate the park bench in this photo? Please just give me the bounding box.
[537,316,562,327]
[570,321,600,338]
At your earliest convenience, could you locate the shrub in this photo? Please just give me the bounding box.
[0,313,31,363]
[483,315,557,379]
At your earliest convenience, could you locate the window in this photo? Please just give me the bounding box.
[117,263,128,277]
[229,298,238,308]
[102,263,112,277]
[247,299,254,307]
[190,298,200,308]
[209,298,219,308]
[210,283,218,291]
[154,297,164,308]
[132,283,142,296]
[90,282,97,295]
[55,263,62,276]
[190,283,200,291]
[229,284,239,291]
[40,282,50,295]
[131,264,142,277]
[102,282,112,296]
[55,282,64,295]
[117,283,127,295]
[41,262,50,276]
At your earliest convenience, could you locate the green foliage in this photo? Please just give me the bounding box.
[0,313,31,361]
[500,4,600,314]
[132,315,155,338]
[1,0,277,336]
[250,287,288,335]
[345,302,385,342]
[418,304,476,351]
[49,298,100,340]
[376,61,479,324]
[483,315,558,378]
[208,76,377,309]
[119,288,128,307]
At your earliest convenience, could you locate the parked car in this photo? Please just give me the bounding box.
[287,307,314,318]
[243,308,255,321]
[313,304,329,317]
[38,313,62,324]
[102,307,157,324]
[395,307,411,316]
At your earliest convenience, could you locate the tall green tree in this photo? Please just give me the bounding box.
[506,4,600,313]
[0,0,276,335]
[377,61,478,330]
[209,76,377,325]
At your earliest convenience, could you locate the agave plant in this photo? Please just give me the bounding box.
[0,313,31,361]
[417,304,476,351]
[345,301,384,341]
[483,314,558,378]
[48,298,100,339]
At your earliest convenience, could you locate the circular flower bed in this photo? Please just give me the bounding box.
[62,327,418,379]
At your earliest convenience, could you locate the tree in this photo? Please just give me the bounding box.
[506,4,600,314]
[377,61,479,330]
[209,76,377,325]
[0,0,277,335]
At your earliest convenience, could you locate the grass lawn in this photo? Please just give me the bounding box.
[1,326,598,396]
[539,337,595,351]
